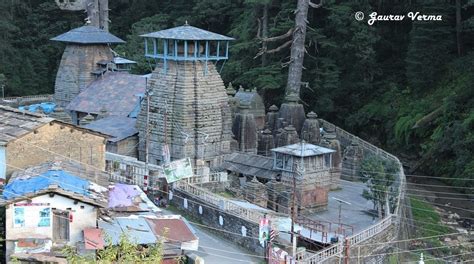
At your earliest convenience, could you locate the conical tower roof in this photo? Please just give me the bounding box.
[51,25,125,44]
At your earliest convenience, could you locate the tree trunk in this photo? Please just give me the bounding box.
[86,0,100,27]
[262,3,269,66]
[377,201,383,218]
[99,0,109,31]
[286,0,310,100]
[456,0,462,56]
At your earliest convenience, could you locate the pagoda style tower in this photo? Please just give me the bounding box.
[136,24,234,167]
[51,25,125,107]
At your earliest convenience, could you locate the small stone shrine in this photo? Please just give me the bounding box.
[232,101,258,154]
[320,127,342,189]
[301,111,320,144]
[342,141,364,181]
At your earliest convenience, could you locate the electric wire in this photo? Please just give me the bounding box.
[3,127,474,260]
[0,156,469,262]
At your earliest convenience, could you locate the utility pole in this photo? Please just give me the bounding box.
[333,197,351,235]
[144,78,152,194]
[291,141,306,260]
[145,78,150,166]
[291,170,297,259]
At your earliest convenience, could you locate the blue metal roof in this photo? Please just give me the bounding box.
[141,25,234,41]
[51,25,125,44]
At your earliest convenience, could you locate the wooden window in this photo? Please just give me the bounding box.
[274,153,293,172]
[53,210,70,241]
[324,154,331,168]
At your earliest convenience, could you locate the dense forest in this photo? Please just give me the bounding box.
[0,0,473,190]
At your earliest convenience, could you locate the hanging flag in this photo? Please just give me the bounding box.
[259,217,271,247]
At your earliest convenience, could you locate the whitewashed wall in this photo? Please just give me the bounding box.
[5,193,98,253]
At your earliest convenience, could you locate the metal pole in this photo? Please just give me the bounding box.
[264,239,268,263]
[291,171,297,259]
[268,241,272,264]
[145,79,150,166]
[338,202,342,233]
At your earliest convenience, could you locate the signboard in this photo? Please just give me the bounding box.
[259,217,271,247]
[163,158,193,183]
[14,203,51,228]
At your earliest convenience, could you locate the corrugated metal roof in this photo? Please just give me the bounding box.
[99,216,157,245]
[67,72,146,116]
[51,25,125,44]
[271,142,335,157]
[83,116,137,142]
[84,228,104,249]
[146,218,197,243]
[141,25,234,41]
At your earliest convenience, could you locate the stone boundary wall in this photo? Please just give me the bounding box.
[170,188,264,255]
[1,94,53,108]
[297,120,408,263]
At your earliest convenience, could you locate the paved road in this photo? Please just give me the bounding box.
[160,208,261,264]
[188,224,262,264]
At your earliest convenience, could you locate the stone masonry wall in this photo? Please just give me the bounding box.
[54,44,113,107]
[170,188,264,255]
[6,122,106,178]
[136,61,232,168]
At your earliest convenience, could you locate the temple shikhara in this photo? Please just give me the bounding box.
[136,25,234,167]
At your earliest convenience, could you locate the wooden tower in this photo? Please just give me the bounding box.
[136,24,234,168]
[51,25,124,107]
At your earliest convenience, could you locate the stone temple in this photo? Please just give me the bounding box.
[136,25,234,167]
[51,25,125,107]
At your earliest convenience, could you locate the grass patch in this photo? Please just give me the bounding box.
[217,191,235,199]
[409,196,455,257]
[410,197,452,237]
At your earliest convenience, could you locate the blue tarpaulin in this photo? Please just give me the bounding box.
[3,170,90,200]
[18,102,56,114]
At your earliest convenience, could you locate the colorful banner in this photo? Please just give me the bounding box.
[163,158,193,183]
[259,217,271,247]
